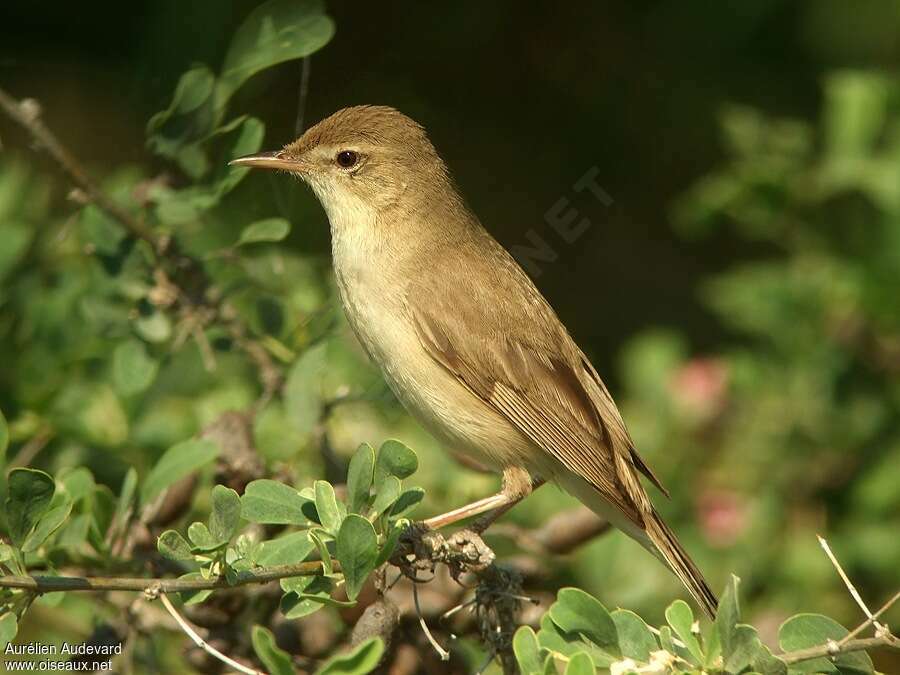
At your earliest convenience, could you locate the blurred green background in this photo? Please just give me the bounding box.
[0,1,898,672]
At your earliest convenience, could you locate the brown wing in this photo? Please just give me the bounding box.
[405,239,667,526]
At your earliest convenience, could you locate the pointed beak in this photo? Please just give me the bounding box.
[229,150,308,172]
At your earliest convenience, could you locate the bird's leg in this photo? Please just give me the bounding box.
[423,466,543,530]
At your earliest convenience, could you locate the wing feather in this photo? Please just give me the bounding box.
[405,260,665,526]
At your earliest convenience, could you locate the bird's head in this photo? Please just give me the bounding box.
[230,105,450,218]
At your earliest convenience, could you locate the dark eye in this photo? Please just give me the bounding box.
[336,150,359,169]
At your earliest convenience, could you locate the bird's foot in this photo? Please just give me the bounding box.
[421,466,545,531]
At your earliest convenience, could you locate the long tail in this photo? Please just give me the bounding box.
[643,508,718,620]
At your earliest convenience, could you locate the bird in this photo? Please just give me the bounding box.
[230,105,718,619]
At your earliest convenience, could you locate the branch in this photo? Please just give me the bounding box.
[158,593,264,675]
[0,86,160,250]
[780,635,899,665]
[0,85,284,397]
[0,560,332,593]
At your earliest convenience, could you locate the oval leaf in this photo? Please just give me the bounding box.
[611,609,658,662]
[315,636,384,675]
[0,612,18,649]
[779,614,873,675]
[217,0,335,107]
[257,531,316,567]
[112,339,159,396]
[716,574,741,659]
[252,625,295,675]
[336,514,378,601]
[158,530,194,561]
[238,217,291,245]
[314,480,342,535]
[549,587,619,651]
[513,626,544,674]
[22,496,73,553]
[346,443,375,514]
[375,440,418,486]
[390,487,425,519]
[242,479,310,525]
[209,485,241,543]
[5,468,55,547]
[370,476,401,519]
[665,599,704,663]
[564,652,595,675]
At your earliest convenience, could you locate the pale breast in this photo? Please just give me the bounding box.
[330,230,530,471]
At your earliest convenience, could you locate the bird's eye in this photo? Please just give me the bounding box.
[335,150,359,169]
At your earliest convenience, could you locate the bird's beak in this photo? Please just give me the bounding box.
[229,150,308,173]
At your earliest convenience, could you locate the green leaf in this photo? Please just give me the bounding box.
[141,439,219,505]
[374,522,404,568]
[187,522,220,552]
[0,408,8,462]
[252,625,295,675]
[824,72,889,159]
[309,529,333,575]
[314,480,342,535]
[280,575,333,619]
[346,443,375,514]
[113,468,138,527]
[723,624,783,675]
[564,652,595,675]
[211,116,265,194]
[209,485,241,543]
[336,515,378,601]
[284,343,328,437]
[779,614,873,675]
[178,573,214,606]
[375,440,418,487]
[390,487,425,519]
[369,476,401,518]
[5,468,55,547]
[22,495,73,552]
[716,574,741,659]
[60,468,95,504]
[665,599,704,664]
[217,0,335,109]
[315,636,384,675]
[257,531,316,566]
[549,587,619,652]
[611,609,658,662]
[238,218,291,245]
[513,626,545,674]
[112,339,159,396]
[158,530,194,561]
[537,613,616,667]
[0,612,17,649]
[146,66,217,175]
[241,479,310,525]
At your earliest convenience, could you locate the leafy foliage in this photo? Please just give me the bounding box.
[514,577,875,674]
[0,1,898,673]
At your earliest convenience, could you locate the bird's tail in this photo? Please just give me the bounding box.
[643,508,718,620]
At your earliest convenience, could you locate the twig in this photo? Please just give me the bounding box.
[0,560,333,593]
[0,86,160,251]
[413,579,450,661]
[818,536,884,632]
[780,636,899,665]
[158,592,265,675]
[839,589,900,646]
